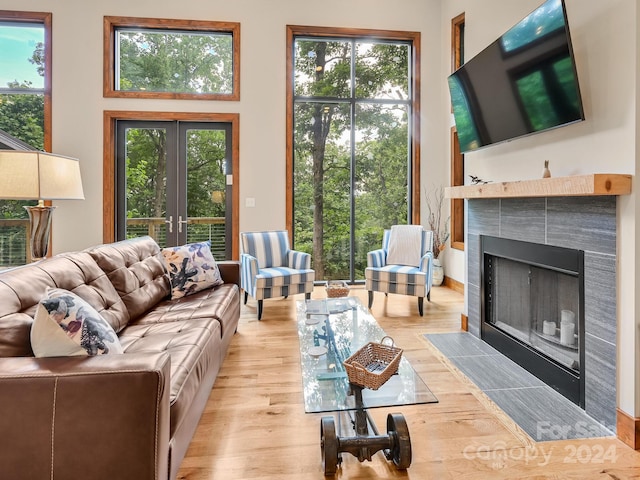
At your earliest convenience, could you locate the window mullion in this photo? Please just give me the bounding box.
[349,39,357,282]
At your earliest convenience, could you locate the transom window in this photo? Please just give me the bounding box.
[104,17,240,100]
[0,21,44,92]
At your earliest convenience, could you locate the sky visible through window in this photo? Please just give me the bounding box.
[0,23,44,88]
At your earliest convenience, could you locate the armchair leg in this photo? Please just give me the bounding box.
[368,291,373,309]
[427,290,431,302]
[244,291,248,305]
[257,300,263,320]
[418,297,424,317]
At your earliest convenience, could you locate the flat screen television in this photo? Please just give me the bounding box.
[448,0,584,153]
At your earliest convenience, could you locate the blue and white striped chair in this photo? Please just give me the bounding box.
[240,230,315,320]
[365,225,434,316]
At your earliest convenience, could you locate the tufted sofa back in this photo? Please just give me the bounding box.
[0,252,129,357]
[0,236,172,358]
[86,236,170,323]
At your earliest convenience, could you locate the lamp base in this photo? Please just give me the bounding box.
[24,205,55,262]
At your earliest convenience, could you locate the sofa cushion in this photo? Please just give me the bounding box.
[31,288,123,357]
[87,236,171,322]
[118,318,221,437]
[133,284,239,347]
[161,241,223,299]
[0,252,129,357]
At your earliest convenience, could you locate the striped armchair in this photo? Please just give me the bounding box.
[365,226,434,316]
[240,230,315,320]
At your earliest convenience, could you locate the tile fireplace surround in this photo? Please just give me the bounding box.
[446,174,633,436]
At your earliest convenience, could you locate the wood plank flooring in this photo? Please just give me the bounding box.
[177,286,640,479]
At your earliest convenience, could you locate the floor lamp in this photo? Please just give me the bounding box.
[0,151,85,262]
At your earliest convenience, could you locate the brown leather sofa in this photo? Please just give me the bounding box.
[0,236,240,480]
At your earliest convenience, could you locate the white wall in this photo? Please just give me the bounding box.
[0,0,442,252]
[440,0,640,417]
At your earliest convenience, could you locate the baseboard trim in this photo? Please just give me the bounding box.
[617,408,640,449]
[461,313,468,331]
[443,275,464,295]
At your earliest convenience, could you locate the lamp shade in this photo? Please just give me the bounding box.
[0,150,84,200]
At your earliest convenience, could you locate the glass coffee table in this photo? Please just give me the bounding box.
[296,297,438,475]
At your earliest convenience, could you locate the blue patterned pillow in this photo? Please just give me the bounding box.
[161,241,224,299]
[31,287,124,357]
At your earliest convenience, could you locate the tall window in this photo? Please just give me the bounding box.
[0,11,51,265]
[450,13,465,251]
[104,17,240,100]
[287,26,420,282]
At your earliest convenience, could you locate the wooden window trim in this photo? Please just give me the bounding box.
[103,110,240,259]
[285,25,421,232]
[103,16,240,101]
[0,11,53,258]
[450,13,465,251]
[450,127,464,250]
[451,12,465,73]
[0,10,52,151]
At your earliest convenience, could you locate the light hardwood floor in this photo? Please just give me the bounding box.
[177,286,640,479]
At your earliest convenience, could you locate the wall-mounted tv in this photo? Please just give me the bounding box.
[448,0,584,153]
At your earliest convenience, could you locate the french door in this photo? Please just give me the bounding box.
[115,120,233,259]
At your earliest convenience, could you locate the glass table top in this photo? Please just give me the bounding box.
[297,297,438,413]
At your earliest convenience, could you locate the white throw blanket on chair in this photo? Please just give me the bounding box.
[386,224,423,267]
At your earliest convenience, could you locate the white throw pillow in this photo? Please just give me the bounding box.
[161,241,224,299]
[31,287,124,357]
[386,225,424,267]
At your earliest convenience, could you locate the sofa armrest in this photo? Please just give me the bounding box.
[218,260,240,288]
[0,353,171,480]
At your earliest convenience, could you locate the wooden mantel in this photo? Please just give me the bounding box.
[445,173,632,199]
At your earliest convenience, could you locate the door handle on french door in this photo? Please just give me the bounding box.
[165,215,173,233]
[178,216,188,234]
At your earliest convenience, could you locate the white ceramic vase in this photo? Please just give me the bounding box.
[432,258,444,286]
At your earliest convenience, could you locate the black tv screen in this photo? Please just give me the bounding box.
[448,0,584,153]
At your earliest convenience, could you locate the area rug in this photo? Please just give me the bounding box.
[423,332,614,442]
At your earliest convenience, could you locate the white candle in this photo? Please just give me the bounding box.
[560,322,575,346]
[561,309,575,324]
[543,321,556,336]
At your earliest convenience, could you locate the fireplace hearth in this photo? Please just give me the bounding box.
[482,236,584,406]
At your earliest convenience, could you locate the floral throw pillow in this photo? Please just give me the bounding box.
[161,241,224,299]
[31,287,124,357]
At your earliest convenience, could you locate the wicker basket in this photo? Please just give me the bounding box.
[325,280,350,298]
[343,336,403,390]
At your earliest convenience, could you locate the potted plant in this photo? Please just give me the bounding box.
[425,185,450,286]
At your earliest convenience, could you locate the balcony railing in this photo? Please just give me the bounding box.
[0,217,227,267]
[0,219,29,266]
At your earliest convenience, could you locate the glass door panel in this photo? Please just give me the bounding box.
[181,123,231,259]
[118,122,173,247]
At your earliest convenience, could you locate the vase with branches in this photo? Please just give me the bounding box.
[425,185,450,261]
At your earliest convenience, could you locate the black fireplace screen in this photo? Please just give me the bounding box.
[482,235,585,406]
[488,256,580,372]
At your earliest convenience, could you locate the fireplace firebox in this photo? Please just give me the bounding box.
[482,236,585,406]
